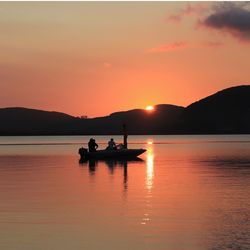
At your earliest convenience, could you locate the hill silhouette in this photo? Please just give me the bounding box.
[0,107,78,135]
[181,85,250,134]
[0,85,249,135]
[78,104,184,135]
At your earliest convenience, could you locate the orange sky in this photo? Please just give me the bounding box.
[0,2,249,117]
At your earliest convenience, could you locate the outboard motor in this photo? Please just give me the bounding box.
[78,147,88,159]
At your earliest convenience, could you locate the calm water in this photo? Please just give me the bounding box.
[0,135,250,250]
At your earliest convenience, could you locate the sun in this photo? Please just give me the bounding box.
[145,105,154,111]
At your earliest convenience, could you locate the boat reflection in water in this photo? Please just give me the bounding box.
[79,157,144,191]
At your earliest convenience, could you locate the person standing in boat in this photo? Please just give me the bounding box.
[88,138,98,152]
[123,123,128,149]
[107,138,117,150]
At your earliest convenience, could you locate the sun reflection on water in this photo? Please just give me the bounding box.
[146,145,154,190]
[140,142,155,225]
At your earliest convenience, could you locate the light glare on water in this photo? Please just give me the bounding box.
[146,145,154,191]
[0,135,250,250]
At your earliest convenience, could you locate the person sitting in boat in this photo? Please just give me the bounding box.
[88,138,98,152]
[106,138,117,150]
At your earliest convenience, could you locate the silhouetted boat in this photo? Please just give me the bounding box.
[78,148,146,160]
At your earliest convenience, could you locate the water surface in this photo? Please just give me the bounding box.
[0,135,250,250]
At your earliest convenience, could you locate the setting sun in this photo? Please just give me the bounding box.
[146,106,154,111]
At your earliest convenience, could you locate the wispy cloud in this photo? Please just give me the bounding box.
[167,14,182,24]
[166,3,209,23]
[199,2,250,43]
[146,42,188,54]
[146,41,223,54]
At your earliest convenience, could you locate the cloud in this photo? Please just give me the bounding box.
[182,3,209,16]
[146,41,223,54]
[166,3,209,23]
[167,14,182,23]
[200,2,250,42]
[146,42,188,53]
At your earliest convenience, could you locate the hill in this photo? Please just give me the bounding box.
[0,107,78,135]
[181,85,250,134]
[79,104,184,134]
[0,85,249,135]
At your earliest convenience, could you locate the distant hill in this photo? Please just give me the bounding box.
[181,85,250,134]
[0,107,78,135]
[0,85,250,135]
[79,104,184,134]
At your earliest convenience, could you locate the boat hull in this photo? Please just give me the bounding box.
[79,148,146,160]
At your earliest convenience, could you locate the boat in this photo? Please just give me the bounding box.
[79,124,146,160]
[78,147,146,160]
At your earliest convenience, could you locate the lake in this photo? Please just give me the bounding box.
[0,135,250,250]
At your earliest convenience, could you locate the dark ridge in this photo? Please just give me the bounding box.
[181,85,250,134]
[0,107,78,135]
[0,85,250,135]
